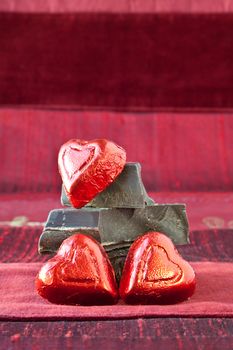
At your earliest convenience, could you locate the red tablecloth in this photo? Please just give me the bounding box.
[0,261,232,320]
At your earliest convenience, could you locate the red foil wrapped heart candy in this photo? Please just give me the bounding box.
[58,139,126,208]
[36,234,118,305]
[119,232,196,304]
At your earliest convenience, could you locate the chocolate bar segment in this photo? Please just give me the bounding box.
[61,162,155,208]
[38,208,101,254]
[39,205,189,282]
[99,205,189,246]
[39,204,189,255]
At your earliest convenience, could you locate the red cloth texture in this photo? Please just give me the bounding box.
[1,13,233,110]
[1,1,233,13]
[0,226,232,320]
[1,112,233,193]
[0,262,232,320]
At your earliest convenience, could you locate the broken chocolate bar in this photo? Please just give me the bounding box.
[39,205,189,281]
[39,205,189,253]
[39,205,189,280]
[61,162,155,208]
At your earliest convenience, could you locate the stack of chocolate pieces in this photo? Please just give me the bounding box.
[39,139,189,281]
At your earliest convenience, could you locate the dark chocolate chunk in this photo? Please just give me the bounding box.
[38,208,101,254]
[61,162,155,209]
[39,204,189,255]
[39,205,189,282]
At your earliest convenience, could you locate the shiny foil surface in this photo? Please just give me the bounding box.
[58,139,126,208]
[119,232,196,304]
[35,234,118,305]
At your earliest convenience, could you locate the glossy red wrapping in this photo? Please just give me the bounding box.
[58,139,126,208]
[119,232,196,304]
[35,234,118,305]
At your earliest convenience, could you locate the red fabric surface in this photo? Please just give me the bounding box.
[1,319,232,350]
[1,111,233,193]
[0,262,232,320]
[1,13,233,110]
[2,320,233,350]
[1,0,233,13]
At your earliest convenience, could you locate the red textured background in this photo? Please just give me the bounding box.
[1,111,233,193]
[1,12,233,110]
[2,1,233,13]
[0,2,233,349]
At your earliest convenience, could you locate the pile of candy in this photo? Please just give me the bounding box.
[36,139,195,305]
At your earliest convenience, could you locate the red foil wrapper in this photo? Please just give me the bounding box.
[119,232,196,304]
[58,139,126,208]
[36,234,118,305]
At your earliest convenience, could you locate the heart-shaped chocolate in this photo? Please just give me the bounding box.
[58,139,126,208]
[36,234,118,305]
[119,232,196,304]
